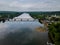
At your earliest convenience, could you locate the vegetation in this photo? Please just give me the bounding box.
[48,22,60,45]
[0,11,60,19]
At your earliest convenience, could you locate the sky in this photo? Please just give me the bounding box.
[0,0,60,11]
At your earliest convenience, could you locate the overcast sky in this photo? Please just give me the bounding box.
[0,0,60,11]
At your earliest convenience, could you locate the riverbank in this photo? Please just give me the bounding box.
[48,32,55,44]
[35,27,47,32]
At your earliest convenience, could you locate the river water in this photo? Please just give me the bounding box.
[0,21,48,45]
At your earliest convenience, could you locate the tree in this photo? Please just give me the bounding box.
[48,22,60,45]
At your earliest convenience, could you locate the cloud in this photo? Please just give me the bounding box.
[9,1,33,9]
[0,0,60,11]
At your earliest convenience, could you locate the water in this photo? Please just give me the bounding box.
[0,21,48,45]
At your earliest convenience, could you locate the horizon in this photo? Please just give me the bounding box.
[0,10,60,12]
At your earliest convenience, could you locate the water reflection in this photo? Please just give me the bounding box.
[0,21,48,45]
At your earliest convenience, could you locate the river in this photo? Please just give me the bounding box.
[0,21,48,45]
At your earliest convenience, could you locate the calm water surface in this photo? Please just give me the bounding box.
[0,21,48,45]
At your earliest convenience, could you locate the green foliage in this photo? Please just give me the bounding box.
[0,11,60,19]
[48,22,60,45]
[55,33,60,45]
